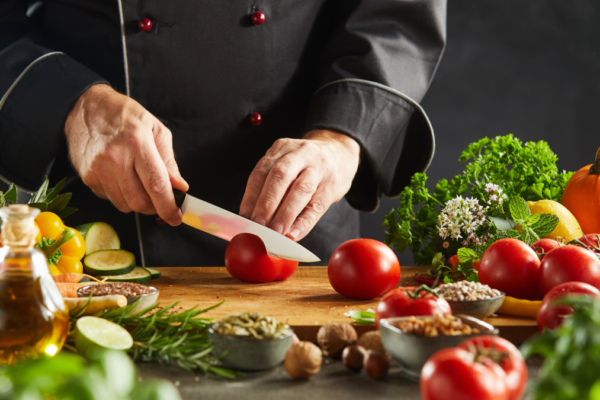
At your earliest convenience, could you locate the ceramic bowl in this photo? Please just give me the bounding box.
[208,326,293,371]
[380,315,498,380]
[446,292,505,320]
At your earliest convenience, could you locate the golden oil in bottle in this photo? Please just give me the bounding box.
[0,205,69,364]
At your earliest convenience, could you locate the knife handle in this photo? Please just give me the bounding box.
[173,188,187,209]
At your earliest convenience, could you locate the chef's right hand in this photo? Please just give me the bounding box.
[64,84,188,225]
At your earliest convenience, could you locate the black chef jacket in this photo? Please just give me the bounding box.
[0,1,446,267]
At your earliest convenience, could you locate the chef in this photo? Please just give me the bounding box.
[0,1,446,266]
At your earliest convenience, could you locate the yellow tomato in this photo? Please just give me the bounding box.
[59,228,86,260]
[56,256,83,274]
[48,264,63,276]
[35,212,65,240]
[33,221,42,243]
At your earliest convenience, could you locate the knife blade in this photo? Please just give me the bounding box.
[173,190,320,262]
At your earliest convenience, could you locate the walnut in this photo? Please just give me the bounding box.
[284,341,322,379]
[357,331,389,359]
[317,323,357,358]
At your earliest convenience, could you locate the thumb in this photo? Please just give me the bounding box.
[153,121,189,193]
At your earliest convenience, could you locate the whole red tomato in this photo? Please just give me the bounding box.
[328,239,400,300]
[458,336,527,400]
[225,233,298,283]
[375,286,451,328]
[531,238,561,258]
[537,281,600,330]
[578,234,600,253]
[538,245,600,295]
[479,238,542,300]
[420,347,508,400]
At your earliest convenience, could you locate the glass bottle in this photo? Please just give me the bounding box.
[0,204,68,364]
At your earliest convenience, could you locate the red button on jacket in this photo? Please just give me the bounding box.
[251,11,265,25]
[138,18,152,32]
[249,112,262,126]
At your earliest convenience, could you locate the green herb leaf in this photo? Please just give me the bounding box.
[4,184,17,205]
[30,177,49,203]
[35,237,62,264]
[509,196,531,221]
[531,213,560,238]
[457,248,479,263]
[347,310,375,325]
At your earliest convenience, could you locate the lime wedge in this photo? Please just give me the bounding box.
[75,316,133,359]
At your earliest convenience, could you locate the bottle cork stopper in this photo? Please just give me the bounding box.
[1,205,38,247]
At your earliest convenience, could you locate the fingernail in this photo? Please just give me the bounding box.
[253,216,266,226]
[289,228,301,240]
[271,221,283,235]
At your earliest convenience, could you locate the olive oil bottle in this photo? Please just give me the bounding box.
[0,205,68,364]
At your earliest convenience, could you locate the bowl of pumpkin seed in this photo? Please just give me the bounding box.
[209,311,294,371]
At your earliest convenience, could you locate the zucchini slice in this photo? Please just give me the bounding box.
[84,250,135,276]
[102,267,151,285]
[145,268,161,280]
[76,222,121,255]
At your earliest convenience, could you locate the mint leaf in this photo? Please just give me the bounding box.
[521,227,540,246]
[510,196,531,221]
[457,248,479,263]
[531,213,559,238]
[527,213,541,226]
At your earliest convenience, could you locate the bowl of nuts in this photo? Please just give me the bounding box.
[379,314,498,380]
[209,312,293,371]
[434,281,505,319]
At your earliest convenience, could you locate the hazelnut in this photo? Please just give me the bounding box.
[342,345,366,373]
[363,351,389,380]
[284,341,322,379]
[357,331,390,359]
[317,323,357,358]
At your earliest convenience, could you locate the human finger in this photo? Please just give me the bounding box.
[98,174,132,213]
[286,186,332,241]
[114,166,156,215]
[153,120,189,192]
[134,141,182,225]
[268,167,320,235]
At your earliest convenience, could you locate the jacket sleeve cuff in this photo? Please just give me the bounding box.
[0,39,108,191]
[304,79,435,212]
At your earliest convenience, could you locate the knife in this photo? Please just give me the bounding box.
[173,190,320,262]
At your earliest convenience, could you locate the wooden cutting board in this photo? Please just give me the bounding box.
[151,266,538,343]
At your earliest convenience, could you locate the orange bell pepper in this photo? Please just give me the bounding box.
[497,296,541,318]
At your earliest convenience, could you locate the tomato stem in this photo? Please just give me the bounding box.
[407,284,439,299]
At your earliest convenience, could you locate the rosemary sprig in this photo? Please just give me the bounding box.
[68,299,242,379]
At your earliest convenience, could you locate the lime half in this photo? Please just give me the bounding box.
[76,316,133,359]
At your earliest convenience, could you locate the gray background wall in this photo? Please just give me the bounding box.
[360,1,600,265]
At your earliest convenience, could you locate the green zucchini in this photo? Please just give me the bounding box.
[102,267,152,285]
[84,250,135,276]
[145,268,161,280]
[76,222,121,255]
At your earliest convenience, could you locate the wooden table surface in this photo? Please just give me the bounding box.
[152,266,538,343]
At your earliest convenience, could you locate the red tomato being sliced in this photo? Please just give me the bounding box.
[479,238,542,300]
[375,286,451,328]
[328,239,400,300]
[420,347,509,400]
[225,233,298,283]
[537,281,600,330]
[538,245,600,295]
[458,335,527,400]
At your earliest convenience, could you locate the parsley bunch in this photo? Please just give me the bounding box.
[383,134,573,265]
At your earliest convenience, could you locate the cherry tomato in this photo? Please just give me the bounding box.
[479,238,542,300]
[458,335,527,400]
[35,212,65,240]
[420,347,508,400]
[225,233,298,283]
[531,238,561,258]
[375,286,451,328]
[448,254,460,270]
[328,239,400,300]
[538,245,600,295]
[59,227,86,260]
[537,281,600,330]
[578,234,600,254]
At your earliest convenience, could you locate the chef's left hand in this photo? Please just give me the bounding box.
[240,130,360,241]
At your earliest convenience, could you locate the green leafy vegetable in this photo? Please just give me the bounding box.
[384,134,571,265]
[36,237,62,265]
[68,299,241,379]
[29,177,77,219]
[0,183,17,207]
[347,310,375,325]
[522,296,600,400]
[0,350,181,400]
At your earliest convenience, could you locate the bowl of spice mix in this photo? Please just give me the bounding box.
[209,311,293,371]
[77,282,159,314]
[434,281,505,320]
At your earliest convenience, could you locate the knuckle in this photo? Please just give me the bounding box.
[300,140,318,153]
[258,196,278,213]
[271,163,290,182]
[294,179,316,196]
[307,197,327,216]
[146,175,168,195]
